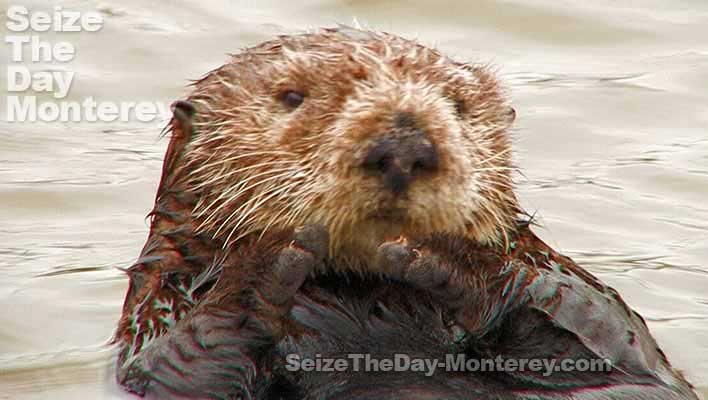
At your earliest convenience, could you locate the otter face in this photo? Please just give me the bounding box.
[185,28,518,265]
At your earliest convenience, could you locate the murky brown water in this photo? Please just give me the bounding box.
[1,0,706,398]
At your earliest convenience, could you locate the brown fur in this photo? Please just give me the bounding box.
[182,27,518,269]
[117,25,518,377]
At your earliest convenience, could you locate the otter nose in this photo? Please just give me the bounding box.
[362,113,439,195]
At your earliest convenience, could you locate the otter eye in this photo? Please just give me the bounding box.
[281,90,305,109]
[453,99,466,117]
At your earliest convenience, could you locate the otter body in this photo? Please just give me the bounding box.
[115,28,697,399]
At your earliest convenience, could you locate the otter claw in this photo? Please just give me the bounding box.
[376,239,416,279]
[376,239,464,303]
[265,225,329,305]
[292,224,329,261]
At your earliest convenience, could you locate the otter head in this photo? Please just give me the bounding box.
[184,27,518,269]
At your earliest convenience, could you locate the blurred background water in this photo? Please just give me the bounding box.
[0,0,706,398]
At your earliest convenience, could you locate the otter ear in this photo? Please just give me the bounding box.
[158,100,197,192]
[168,100,196,144]
[172,100,196,130]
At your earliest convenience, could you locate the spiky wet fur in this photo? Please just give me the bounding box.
[183,27,518,269]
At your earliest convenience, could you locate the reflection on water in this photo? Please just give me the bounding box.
[1,0,706,398]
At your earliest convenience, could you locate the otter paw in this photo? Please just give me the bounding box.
[291,224,329,261]
[375,236,416,279]
[376,238,466,306]
[266,225,329,305]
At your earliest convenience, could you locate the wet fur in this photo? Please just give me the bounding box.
[183,27,518,265]
[115,28,697,399]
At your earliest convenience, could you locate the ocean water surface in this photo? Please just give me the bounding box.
[1,0,706,398]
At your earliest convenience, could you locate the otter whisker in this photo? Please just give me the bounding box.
[473,166,519,173]
[189,151,293,176]
[255,182,317,239]
[223,178,300,231]
[281,189,317,228]
[477,146,512,166]
[199,193,279,237]
[217,168,295,203]
[193,161,297,191]
[195,171,295,232]
[222,180,302,244]
[477,175,516,191]
[239,190,313,243]
[221,160,297,176]
[284,191,317,233]
[195,168,297,221]
[257,204,296,241]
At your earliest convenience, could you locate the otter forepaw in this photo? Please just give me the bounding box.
[291,224,329,260]
[375,236,416,279]
[376,238,467,307]
[263,224,329,305]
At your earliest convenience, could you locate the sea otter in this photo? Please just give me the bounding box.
[114,27,698,399]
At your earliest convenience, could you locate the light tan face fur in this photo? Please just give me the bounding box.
[183,28,518,268]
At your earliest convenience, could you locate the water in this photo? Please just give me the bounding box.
[1,0,706,398]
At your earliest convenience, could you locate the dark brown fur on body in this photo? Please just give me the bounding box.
[115,28,697,399]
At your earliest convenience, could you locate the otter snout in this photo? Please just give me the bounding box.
[362,112,439,195]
